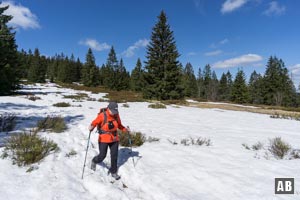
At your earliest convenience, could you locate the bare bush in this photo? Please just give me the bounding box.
[268,137,291,159]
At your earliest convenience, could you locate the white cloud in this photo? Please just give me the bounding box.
[220,38,229,44]
[263,1,286,16]
[204,50,223,57]
[290,64,300,77]
[187,52,197,56]
[210,38,229,49]
[122,39,149,58]
[221,0,248,14]
[212,54,263,68]
[79,38,111,51]
[1,1,40,29]
[290,64,300,88]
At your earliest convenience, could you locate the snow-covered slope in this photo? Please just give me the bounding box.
[0,83,299,200]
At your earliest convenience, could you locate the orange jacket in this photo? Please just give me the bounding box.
[91,110,127,143]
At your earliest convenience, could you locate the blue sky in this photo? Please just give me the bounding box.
[1,0,300,87]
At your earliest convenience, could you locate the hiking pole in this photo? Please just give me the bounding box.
[81,130,92,179]
[127,126,135,167]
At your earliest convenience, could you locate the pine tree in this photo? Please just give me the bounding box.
[218,73,228,101]
[115,58,130,90]
[131,58,144,92]
[105,46,118,89]
[0,5,19,94]
[28,48,46,83]
[262,56,296,106]
[144,11,183,100]
[226,71,233,100]
[248,70,263,104]
[197,67,204,98]
[202,64,212,100]
[81,48,98,87]
[231,69,249,103]
[182,62,198,97]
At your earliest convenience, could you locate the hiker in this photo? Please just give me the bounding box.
[88,102,129,180]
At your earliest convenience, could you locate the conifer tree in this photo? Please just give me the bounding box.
[202,64,212,100]
[0,5,19,94]
[197,67,204,98]
[105,46,118,89]
[115,58,130,90]
[182,63,198,97]
[262,56,296,106]
[218,73,228,101]
[28,48,46,83]
[81,48,98,86]
[248,70,263,104]
[131,58,144,92]
[144,11,183,100]
[226,71,233,100]
[231,69,249,103]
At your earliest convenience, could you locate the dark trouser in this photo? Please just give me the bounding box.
[92,141,119,174]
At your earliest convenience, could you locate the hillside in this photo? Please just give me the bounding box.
[0,83,299,200]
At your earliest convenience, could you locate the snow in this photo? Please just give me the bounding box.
[1,83,300,200]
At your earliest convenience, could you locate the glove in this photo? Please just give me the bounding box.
[89,125,95,132]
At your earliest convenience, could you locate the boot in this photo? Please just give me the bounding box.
[91,160,96,171]
[111,173,121,180]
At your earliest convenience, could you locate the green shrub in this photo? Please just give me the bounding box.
[37,116,67,133]
[122,103,130,108]
[0,113,16,132]
[53,102,71,107]
[28,95,41,101]
[119,131,146,147]
[268,137,291,159]
[148,103,166,109]
[1,131,59,166]
[65,149,77,157]
[252,141,264,151]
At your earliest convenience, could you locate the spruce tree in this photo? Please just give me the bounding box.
[144,11,183,100]
[263,56,296,106]
[105,46,118,89]
[182,62,198,97]
[28,48,46,83]
[0,5,19,94]
[131,58,144,92]
[248,70,263,104]
[202,64,212,100]
[115,58,130,91]
[231,69,249,103]
[197,67,204,98]
[218,73,228,101]
[226,71,233,100]
[81,48,98,87]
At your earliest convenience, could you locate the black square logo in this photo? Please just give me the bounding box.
[275,178,294,194]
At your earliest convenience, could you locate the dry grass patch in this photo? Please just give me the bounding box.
[190,102,300,119]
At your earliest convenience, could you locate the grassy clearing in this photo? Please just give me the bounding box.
[58,83,144,102]
[148,103,167,109]
[190,102,300,119]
